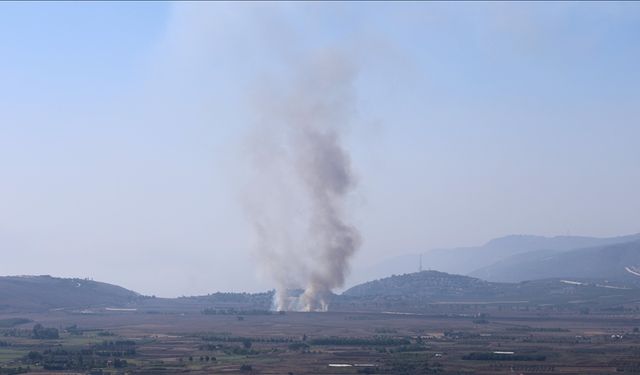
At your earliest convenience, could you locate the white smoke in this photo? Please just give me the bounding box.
[246,50,361,312]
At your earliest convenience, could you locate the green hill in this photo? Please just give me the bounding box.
[0,275,142,312]
[341,270,640,309]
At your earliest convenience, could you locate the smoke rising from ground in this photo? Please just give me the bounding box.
[246,51,361,311]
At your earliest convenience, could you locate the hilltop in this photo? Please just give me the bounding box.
[344,270,498,299]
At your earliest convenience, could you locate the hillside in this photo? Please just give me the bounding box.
[341,270,640,310]
[2,271,640,314]
[469,240,640,284]
[348,233,640,286]
[0,275,142,312]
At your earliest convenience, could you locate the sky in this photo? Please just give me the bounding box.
[0,2,639,297]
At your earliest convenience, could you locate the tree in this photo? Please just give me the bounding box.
[242,339,252,349]
[32,324,59,339]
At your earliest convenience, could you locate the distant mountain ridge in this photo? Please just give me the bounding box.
[348,233,640,286]
[469,239,640,284]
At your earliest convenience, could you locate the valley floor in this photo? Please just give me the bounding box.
[1,307,640,374]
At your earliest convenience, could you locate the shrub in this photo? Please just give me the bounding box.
[240,364,253,371]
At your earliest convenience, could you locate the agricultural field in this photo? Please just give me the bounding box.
[1,307,640,374]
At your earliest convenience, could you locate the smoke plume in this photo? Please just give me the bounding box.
[246,51,360,311]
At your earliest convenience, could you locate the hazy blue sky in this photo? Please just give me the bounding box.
[1,2,639,296]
